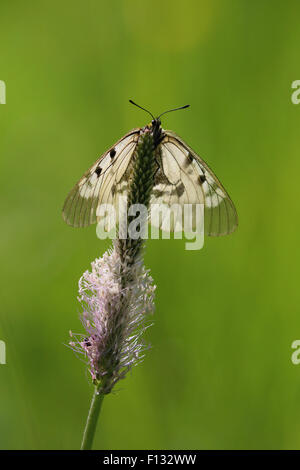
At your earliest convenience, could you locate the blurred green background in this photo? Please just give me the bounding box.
[1,0,300,450]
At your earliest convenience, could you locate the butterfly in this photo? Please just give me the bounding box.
[62,101,238,236]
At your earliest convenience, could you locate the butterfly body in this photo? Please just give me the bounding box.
[63,115,238,236]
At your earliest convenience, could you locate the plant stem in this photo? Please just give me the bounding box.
[81,386,105,450]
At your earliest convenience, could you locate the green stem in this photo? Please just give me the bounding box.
[81,386,105,450]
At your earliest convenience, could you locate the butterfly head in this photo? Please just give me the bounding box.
[149,118,163,147]
[129,100,190,147]
[151,118,161,127]
[149,118,161,133]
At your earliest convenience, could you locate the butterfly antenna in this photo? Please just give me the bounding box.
[129,100,155,120]
[158,104,190,119]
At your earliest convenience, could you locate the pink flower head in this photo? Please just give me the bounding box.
[69,247,155,393]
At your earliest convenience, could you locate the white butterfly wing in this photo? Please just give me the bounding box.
[151,131,238,236]
[62,130,140,228]
[63,125,238,236]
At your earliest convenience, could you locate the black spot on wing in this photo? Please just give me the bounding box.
[171,182,185,197]
[183,152,194,168]
[152,188,163,198]
[187,152,194,163]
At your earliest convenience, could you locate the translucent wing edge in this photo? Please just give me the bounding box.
[62,128,140,228]
[163,130,238,236]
